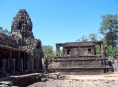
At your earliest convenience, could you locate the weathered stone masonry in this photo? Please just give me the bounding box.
[56,42,104,57]
[0,9,43,75]
[49,42,113,74]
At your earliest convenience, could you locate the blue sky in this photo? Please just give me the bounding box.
[0,0,118,48]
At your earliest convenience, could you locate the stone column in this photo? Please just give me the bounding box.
[7,59,10,73]
[18,51,21,71]
[35,57,39,71]
[56,45,60,57]
[29,58,34,72]
[7,50,11,73]
[100,44,104,56]
[2,59,6,74]
[45,58,48,70]
[27,60,29,71]
[42,58,45,70]
[63,48,65,56]
[20,58,23,72]
[23,53,27,71]
[85,48,88,56]
[42,58,48,70]
[11,59,15,73]
[25,57,29,71]
[94,45,96,55]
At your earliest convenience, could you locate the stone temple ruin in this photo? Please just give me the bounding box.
[49,42,113,74]
[0,9,114,77]
[0,9,115,86]
[0,9,43,75]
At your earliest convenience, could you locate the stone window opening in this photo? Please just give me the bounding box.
[88,49,91,53]
[67,50,71,55]
[60,47,63,56]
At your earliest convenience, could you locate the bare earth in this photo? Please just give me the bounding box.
[28,73,118,87]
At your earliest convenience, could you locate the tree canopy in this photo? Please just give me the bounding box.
[0,27,10,35]
[77,33,98,42]
[76,14,118,59]
[42,45,55,61]
[100,14,118,48]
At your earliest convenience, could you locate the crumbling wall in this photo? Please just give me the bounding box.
[0,34,18,48]
[0,9,44,75]
[48,60,104,69]
[64,47,95,56]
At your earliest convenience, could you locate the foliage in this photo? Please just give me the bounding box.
[77,33,98,42]
[76,35,88,42]
[104,45,118,59]
[76,32,118,59]
[113,47,118,59]
[103,40,118,59]
[0,27,10,35]
[104,44,113,57]
[89,33,97,42]
[100,14,118,48]
[42,45,55,61]
[59,48,63,56]
[96,45,100,56]
[95,39,118,59]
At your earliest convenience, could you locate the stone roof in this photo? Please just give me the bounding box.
[0,45,26,52]
[56,41,103,47]
[64,42,95,47]
[11,9,32,32]
[0,33,18,48]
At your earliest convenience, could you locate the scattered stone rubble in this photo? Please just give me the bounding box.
[28,73,118,87]
[0,72,64,86]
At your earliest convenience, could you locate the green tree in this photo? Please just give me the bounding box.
[0,27,3,33]
[113,47,118,59]
[76,35,88,42]
[96,45,100,56]
[0,27,10,35]
[104,44,113,57]
[89,33,97,42]
[77,33,99,42]
[42,45,55,61]
[100,14,118,48]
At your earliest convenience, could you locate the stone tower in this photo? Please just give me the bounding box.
[11,9,33,37]
[11,9,34,46]
[11,9,43,72]
[0,9,43,75]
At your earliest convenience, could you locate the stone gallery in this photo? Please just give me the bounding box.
[0,9,43,75]
[49,42,113,74]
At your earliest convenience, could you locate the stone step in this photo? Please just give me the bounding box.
[55,55,102,59]
[49,67,114,74]
[53,58,107,62]
[49,67,112,70]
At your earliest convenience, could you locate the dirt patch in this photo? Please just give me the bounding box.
[28,79,118,87]
[28,73,118,87]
